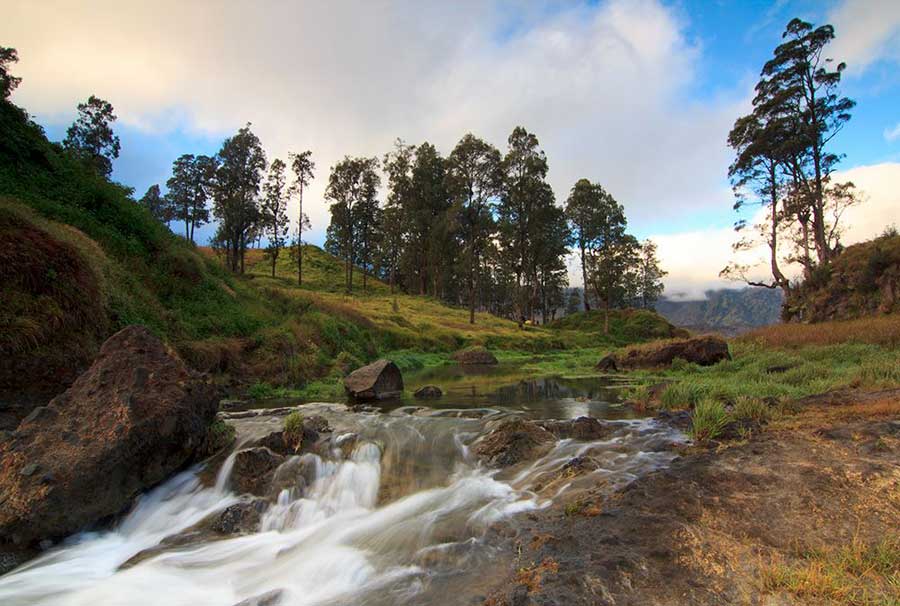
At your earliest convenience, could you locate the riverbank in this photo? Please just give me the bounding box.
[484,387,900,606]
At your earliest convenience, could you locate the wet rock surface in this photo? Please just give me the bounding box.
[344,359,404,400]
[536,416,613,441]
[230,447,286,496]
[474,417,555,467]
[483,391,900,605]
[0,326,218,556]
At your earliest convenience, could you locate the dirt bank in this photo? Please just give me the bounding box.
[486,389,900,605]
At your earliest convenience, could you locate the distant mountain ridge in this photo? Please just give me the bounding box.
[655,288,783,334]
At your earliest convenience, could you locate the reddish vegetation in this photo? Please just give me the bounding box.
[0,211,106,415]
[740,314,900,348]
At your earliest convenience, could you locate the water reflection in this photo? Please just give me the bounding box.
[399,364,637,420]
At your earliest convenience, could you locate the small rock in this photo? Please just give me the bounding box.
[213,499,268,534]
[413,385,443,399]
[19,463,39,477]
[451,347,498,365]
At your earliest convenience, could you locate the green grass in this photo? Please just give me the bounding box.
[629,341,900,411]
[689,398,729,443]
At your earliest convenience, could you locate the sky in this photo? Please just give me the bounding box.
[4,0,900,299]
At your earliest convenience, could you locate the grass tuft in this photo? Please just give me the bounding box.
[689,398,729,443]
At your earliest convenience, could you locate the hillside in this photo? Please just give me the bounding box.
[1,98,683,413]
[784,233,900,322]
[656,288,783,334]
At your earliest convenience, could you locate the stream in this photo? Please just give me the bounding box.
[0,370,684,606]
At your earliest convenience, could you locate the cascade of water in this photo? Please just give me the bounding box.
[0,408,682,606]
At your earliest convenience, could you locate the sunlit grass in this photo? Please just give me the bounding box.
[760,536,900,606]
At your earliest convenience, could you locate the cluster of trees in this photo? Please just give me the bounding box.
[3,44,666,327]
[722,18,859,295]
[138,126,315,279]
[323,127,665,327]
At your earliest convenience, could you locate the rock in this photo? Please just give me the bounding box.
[537,417,612,441]
[765,364,797,374]
[474,418,555,467]
[230,447,285,496]
[616,336,731,369]
[413,385,443,399]
[0,325,218,552]
[219,398,250,411]
[256,415,331,455]
[212,499,268,534]
[344,359,404,400]
[595,355,618,372]
[451,347,499,365]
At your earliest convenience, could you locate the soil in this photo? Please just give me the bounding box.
[484,388,900,605]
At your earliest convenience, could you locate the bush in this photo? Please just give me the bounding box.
[690,398,729,443]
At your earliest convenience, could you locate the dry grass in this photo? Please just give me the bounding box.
[741,315,900,349]
[760,536,900,605]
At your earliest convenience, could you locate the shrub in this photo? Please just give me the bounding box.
[690,398,729,443]
[247,381,276,399]
[282,410,304,451]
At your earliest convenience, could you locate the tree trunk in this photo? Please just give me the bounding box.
[580,242,591,312]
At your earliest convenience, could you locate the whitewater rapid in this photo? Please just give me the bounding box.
[0,406,681,606]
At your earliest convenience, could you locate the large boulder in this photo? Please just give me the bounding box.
[344,359,404,400]
[614,336,731,369]
[0,325,218,553]
[474,418,555,467]
[451,347,499,365]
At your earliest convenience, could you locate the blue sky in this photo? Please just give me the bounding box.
[7,0,900,295]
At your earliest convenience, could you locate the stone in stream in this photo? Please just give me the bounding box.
[230,447,286,496]
[0,325,218,564]
[451,347,499,365]
[537,416,613,441]
[254,414,332,455]
[474,417,555,468]
[343,359,404,400]
[413,385,443,399]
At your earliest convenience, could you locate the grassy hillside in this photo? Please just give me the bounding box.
[0,97,685,402]
[785,233,900,322]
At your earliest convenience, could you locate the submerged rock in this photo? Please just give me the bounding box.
[0,325,218,553]
[344,359,404,400]
[451,347,499,365]
[474,417,555,467]
[613,336,731,369]
[413,385,443,399]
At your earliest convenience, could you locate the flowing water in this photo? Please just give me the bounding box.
[0,371,683,606]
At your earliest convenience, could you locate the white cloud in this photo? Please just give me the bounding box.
[3,0,740,239]
[828,0,900,74]
[885,123,900,142]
